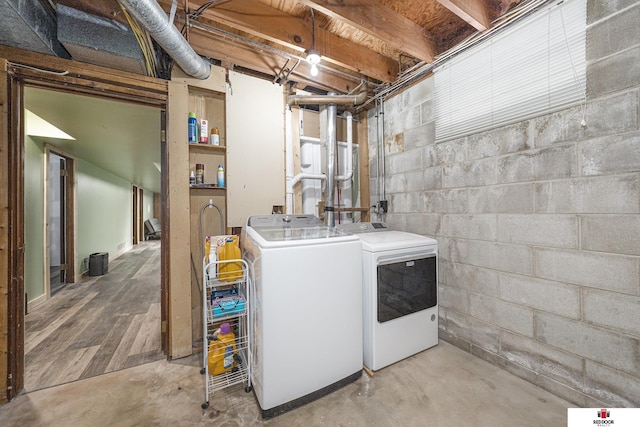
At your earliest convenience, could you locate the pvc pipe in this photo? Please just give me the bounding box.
[285,106,294,214]
[335,112,353,182]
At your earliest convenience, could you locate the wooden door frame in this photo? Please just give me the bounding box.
[44,147,77,295]
[1,46,169,402]
[138,187,144,243]
[133,185,140,245]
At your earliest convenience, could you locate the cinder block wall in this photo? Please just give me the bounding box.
[367,0,640,407]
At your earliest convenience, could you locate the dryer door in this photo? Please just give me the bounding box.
[377,254,437,323]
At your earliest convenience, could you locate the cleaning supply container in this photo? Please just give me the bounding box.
[207,322,238,375]
[217,164,225,187]
[188,112,198,143]
[217,236,242,282]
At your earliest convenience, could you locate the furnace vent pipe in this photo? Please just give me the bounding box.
[119,0,210,79]
[287,82,367,107]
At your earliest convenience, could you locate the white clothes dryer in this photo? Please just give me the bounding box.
[243,214,362,419]
[338,222,438,371]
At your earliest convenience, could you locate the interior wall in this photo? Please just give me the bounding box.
[143,190,155,223]
[368,0,640,408]
[76,159,133,274]
[24,135,45,305]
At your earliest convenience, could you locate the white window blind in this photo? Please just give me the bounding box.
[434,0,586,142]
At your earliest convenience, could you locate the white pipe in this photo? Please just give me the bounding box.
[291,173,326,187]
[285,106,294,214]
[286,107,327,214]
[335,112,353,182]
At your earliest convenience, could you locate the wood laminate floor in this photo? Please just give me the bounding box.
[24,240,164,392]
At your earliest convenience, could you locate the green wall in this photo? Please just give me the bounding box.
[24,136,45,305]
[76,159,133,273]
[24,138,158,304]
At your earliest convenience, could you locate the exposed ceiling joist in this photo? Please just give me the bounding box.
[298,0,437,63]
[173,0,398,82]
[437,0,491,31]
[188,27,362,93]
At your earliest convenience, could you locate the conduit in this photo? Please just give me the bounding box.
[119,0,210,79]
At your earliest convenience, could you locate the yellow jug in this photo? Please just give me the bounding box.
[217,236,242,282]
[207,323,238,376]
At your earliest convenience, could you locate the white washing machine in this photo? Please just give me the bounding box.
[242,214,362,419]
[338,222,438,371]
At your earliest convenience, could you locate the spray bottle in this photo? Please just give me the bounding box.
[188,112,198,143]
[217,164,225,188]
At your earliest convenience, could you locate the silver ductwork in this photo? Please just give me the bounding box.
[287,83,367,107]
[324,102,338,227]
[118,0,210,80]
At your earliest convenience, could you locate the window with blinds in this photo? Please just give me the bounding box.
[433,0,586,142]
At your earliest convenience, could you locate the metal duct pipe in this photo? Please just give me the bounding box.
[119,0,210,79]
[287,82,367,106]
[324,101,338,226]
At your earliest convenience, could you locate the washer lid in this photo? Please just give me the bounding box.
[356,230,437,252]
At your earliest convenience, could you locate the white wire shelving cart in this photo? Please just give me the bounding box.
[200,257,252,409]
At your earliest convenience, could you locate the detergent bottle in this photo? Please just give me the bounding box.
[217,236,242,282]
[207,323,238,375]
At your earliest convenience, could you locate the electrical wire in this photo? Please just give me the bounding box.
[7,62,69,76]
[119,1,158,77]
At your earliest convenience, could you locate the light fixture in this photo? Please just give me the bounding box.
[307,49,320,76]
[306,8,320,77]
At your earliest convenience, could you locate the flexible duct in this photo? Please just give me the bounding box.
[119,0,210,79]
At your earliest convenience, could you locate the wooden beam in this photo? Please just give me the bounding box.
[437,0,491,32]
[0,46,167,104]
[300,0,436,63]
[188,28,363,94]
[0,58,9,403]
[158,0,397,82]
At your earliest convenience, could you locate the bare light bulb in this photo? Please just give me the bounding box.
[306,49,321,77]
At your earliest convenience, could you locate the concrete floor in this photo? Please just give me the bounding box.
[0,341,572,426]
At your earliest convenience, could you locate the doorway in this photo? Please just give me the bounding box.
[47,151,74,296]
[22,86,165,392]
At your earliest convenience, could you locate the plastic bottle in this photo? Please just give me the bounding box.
[207,322,238,375]
[188,112,198,143]
[189,170,196,185]
[217,164,225,188]
[199,119,209,143]
[217,236,242,282]
[210,128,220,146]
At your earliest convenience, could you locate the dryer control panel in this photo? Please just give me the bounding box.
[337,222,389,234]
